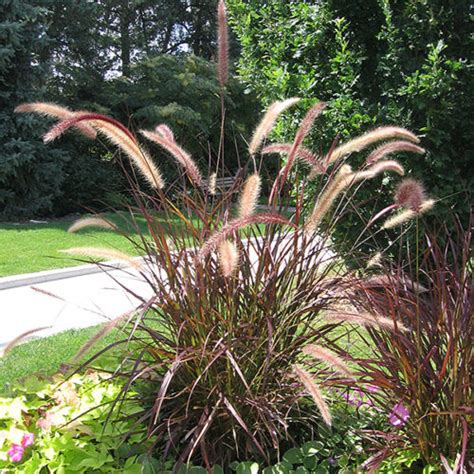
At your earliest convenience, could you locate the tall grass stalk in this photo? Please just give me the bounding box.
[13,0,433,466]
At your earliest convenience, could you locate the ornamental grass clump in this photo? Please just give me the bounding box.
[13,1,432,466]
[344,215,473,471]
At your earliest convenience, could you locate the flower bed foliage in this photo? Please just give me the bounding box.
[0,373,448,473]
[0,371,154,473]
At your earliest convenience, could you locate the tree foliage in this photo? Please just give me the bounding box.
[227,0,473,254]
[1,0,256,220]
[0,0,68,219]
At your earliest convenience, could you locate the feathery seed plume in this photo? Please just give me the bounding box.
[366,140,425,165]
[382,199,435,229]
[72,310,133,363]
[326,311,408,333]
[217,240,239,277]
[304,165,353,235]
[61,247,142,270]
[90,120,165,189]
[262,143,325,175]
[293,365,331,426]
[238,173,261,218]
[43,113,164,189]
[352,160,405,181]
[248,98,300,156]
[154,124,174,141]
[68,217,118,233]
[197,213,293,262]
[366,252,383,269]
[302,344,353,378]
[15,102,96,139]
[217,0,228,87]
[328,127,419,164]
[0,327,51,358]
[141,129,202,186]
[364,274,428,293]
[44,112,134,143]
[395,178,426,212]
[278,102,326,190]
[208,172,217,195]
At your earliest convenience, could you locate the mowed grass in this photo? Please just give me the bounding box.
[0,212,183,277]
[0,326,119,395]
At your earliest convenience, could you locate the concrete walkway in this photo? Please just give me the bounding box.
[0,234,330,348]
[0,263,152,347]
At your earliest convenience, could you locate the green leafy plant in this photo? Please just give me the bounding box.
[227,0,473,257]
[12,1,432,467]
[0,371,154,473]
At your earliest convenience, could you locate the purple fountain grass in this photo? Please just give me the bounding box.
[141,129,202,186]
[207,172,217,195]
[302,344,353,378]
[71,309,135,363]
[353,159,405,181]
[394,178,426,212]
[262,143,325,175]
[248,97,300,156]
[154,123,174,141]
[341,216,473,467]
[197,212,294,262]
[68,216,118,233]
[43,111,135,143]
[324,310,408,333]
[304,165,354,235]
[217,0,228,88]
[14,102,97,139]
[13,1,445,466]
[327,126,420,164]
[60,247,142,270]
[274,102,326,197]
[293,365,332,426]
[43,112,164,189]
[238,173,261,218]
[0,327,52,358]
[382,199,435,229]
[366,140,425,165]
[217,240,239,277]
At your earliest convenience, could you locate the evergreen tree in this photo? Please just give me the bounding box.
[0,0,69,219]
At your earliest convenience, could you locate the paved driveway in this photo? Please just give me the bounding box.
[0,265,151,346]
[0,234,330,347]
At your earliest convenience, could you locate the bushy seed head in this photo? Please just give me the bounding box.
[217,240,239,277]
[249,98,300,156]
[395,178,426,212]
[68,217,117,233]
[217,0,228,87]
[238,174,261,218]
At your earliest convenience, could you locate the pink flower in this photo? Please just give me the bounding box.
[389,401,410,427]
[37,411,61,431]
[21,433,34,447]
[7,444,24,462]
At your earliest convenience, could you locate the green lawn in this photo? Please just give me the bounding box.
[0,326,119,395]
[0,210,273,277]
[0,212,182,277]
